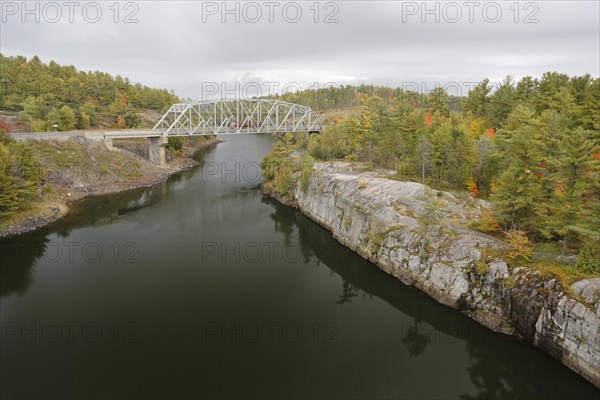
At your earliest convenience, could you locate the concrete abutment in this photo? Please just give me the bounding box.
[148,136,168,166]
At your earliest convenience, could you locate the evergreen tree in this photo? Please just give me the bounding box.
[344,113,372,161]
[0,134,40,217]
[427,88,449,117]
[492,106,547,233]
[515,76,537,104]
[79,101,98,126]
[463,79,491,119]
[549,128,600,253]
[58,105,77,131]
[428,122,453,183]
[488,76,516,128]
[19,96,49,124]
[0,142,21,216]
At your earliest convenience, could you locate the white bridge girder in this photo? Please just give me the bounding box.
[152,99,323,136]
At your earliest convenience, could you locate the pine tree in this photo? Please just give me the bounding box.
[515,76,538,104]
[0,140,40,217]
[344,113,371,161]
[416,187,443,260]
[58,105,77,131]
[427,88,449,117]
[0,142,20,216]
[535,72,572,115]
[580,78,600,146]
[428,122,453,183]
[492,106,547,233]
[415,133,432,183]
[79,101,98,126]
[463,79,491,119]
[488,76,516,128]
[549,128,600,253]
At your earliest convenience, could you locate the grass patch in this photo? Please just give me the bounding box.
[32,140,89,168]
[343,215,352,230]
[358,177,368,189]
[529,261,594,287]
[533,241,565,255]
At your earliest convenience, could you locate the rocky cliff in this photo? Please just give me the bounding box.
[269,161,600,387]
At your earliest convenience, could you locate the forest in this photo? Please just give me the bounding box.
[264,73,600,274]
[0,54,179,131]
[0,54,179,219]
[275,83,464,112]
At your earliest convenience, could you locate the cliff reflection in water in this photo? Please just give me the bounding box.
[263,195,597,400]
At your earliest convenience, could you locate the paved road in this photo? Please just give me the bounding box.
[9,129,162,141]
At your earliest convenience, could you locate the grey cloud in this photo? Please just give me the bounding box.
[1,1,598,99]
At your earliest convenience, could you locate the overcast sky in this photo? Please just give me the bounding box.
[1,1,598,99]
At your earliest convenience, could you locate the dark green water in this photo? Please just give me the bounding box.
[1,134,598,399]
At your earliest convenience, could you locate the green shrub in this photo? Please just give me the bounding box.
[575,240,600,275]
[474,260,490,275]
[273,165,296,199]
[299,155,314,192]
[505,230,534,263]
[358,178,367,189]
[343,216,352,230]
[167,136,183,152]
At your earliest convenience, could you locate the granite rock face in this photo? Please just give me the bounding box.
[286,162,599,387]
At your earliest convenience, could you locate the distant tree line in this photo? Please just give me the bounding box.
[274,83,463,112]
[0,54,179,131]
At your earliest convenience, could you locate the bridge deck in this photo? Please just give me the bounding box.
[9,100,322,140]
[9,129,313,141]
[10,129,162,141]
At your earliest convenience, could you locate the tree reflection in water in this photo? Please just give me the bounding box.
[264,192,599,399]
[0,232,48,297]
[0,182,170,299]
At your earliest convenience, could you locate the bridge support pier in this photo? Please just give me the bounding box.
[103,138,115,150]
[148,137,168,166]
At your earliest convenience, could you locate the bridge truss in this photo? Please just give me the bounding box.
[153,99,322,136]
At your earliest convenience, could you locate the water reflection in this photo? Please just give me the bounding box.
[274,196,598,399]
[401,318,431,357]
[336,280,361,305]
[0,232,48,297]
[0,180,173,298]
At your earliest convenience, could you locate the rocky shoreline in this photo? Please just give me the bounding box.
[0,137,220,238]
[262,161,600,388]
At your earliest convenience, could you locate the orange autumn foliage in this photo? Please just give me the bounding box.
[467,181,479,198]
[471,210,501,234]
[424,113,433,127]
[485,127,495,138]
[116,115,126,129]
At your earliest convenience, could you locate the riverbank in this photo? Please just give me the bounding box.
[0,136,220,238]
[262,160,600,388]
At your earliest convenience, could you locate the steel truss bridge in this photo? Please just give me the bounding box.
[152,99,322,136]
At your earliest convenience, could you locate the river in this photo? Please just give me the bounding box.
[1,134,598,399]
